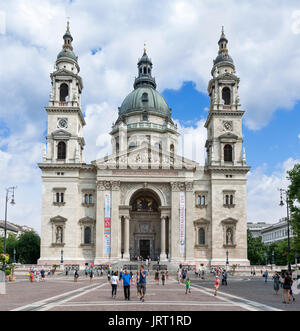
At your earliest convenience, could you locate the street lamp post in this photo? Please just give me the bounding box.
[13,248,16,264]
[60,249,64,264]
[279,189,292,272]
[226,250,229,270]
[1,187,17,283]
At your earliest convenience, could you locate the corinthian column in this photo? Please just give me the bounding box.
[160,216,167,261]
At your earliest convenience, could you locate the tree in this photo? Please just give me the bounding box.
[287,164,300,255]
[247,230,266,265]
[17,231,40,264]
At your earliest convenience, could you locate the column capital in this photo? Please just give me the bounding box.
[185,182,194,192]
[97,181,112,191]
[111,181,121,191]
[171,182,185,192]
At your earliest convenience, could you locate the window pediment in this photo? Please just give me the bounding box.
[79,217,96,224]
[219,132,238,140]
[221,217,238,225]
[50,216,67,223]
[52,130,71,140]
[194,218,210,226]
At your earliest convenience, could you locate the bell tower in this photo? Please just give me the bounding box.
[205,27,246,167]
[43,22,85,164]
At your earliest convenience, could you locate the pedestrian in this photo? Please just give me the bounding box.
[121,269,132,301]
[139,265,147,303]
[214,276,220,296]
[155,269,159,285]
[273,272,280,295]
[90,268,94,283]
[74,269,79,282]
[185,278,191,294]
[161,270,166,286]
[264,270,269,283]
[40,269,45,281]
[166,269,169,281]
[182,269,187,283]
[222,270,228,286]
[85,267,89,278]
[177,269,181,284]
[289,273,296,303]
[282,273,292,304]
[111,272,119,299]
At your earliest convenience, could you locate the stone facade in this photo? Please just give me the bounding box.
[38,26,250,267]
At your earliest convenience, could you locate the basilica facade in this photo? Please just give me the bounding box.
[38,25,250,266]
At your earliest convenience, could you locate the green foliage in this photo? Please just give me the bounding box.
[287,164,300,255]
[247,230,267,265]
[16,231,40,264]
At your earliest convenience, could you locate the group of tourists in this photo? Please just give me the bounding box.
[109,265,148,302]
[154,269,169,285]
[272,271,296,304]
[27,267,48,282]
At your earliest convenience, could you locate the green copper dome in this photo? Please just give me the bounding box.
[57,48,78,62]
[119,86,170,117]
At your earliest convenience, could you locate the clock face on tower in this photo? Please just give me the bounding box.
[57,118,68,129]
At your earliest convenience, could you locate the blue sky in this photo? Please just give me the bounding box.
[163,82,300,174]
[0,0,300,232]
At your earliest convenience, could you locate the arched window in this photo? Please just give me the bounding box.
[57,141,66,160]
[224,144,233,162]
[230,195,234,205]
[129,142,136,150]
[199,228,205,245]
[60,83,69,102]
[143,67,147,75]
[84,194,89,204]
[89,194,93,204]
[56,192,60,203]
[197,196,201,206]
[84,227,91,244]
[222,87,231,105]
[201,196,206,206]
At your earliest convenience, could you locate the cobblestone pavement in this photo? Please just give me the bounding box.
[0,274,294,311]
[191,276,300,311]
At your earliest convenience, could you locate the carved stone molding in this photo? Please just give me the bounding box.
[111,181,121,191]
[185,182,194,192]
[97,181,112,191]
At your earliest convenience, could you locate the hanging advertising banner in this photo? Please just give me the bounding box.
[104,193,111,255]
[179,192,185,255]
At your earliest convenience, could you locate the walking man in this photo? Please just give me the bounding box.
[139,265,147,302]
[121,269,132,301]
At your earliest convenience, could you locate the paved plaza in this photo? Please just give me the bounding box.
[0,273,299,312]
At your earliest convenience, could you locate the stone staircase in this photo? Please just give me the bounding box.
[109,260,187,276]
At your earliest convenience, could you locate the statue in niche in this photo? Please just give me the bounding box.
[56,226,63,244]
[226,229,233,245]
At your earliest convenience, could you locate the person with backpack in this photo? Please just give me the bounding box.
[185,278,191,294]
[74,269,79,282]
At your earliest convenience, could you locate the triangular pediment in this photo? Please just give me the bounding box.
[93,145,198,170]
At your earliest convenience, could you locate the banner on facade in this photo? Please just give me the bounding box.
[179,192,185,255]
[104,193,111,255]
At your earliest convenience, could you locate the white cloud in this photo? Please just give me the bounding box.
[1,0,300,231]
[247,158,300,224]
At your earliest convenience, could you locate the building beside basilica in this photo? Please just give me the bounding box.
[38,25,250,266]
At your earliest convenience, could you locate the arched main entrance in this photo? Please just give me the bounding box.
[121,188,169,261]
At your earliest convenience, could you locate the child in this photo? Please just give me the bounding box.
[214,276,220,296]
[185,278,191,294]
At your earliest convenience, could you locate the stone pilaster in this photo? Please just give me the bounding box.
[124,216,130,260]
[160,216,167,261]
[185,182,194,261]
[111,181,120,259]
[95,181,105,260]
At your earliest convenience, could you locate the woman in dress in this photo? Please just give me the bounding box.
[273,271,280,295]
